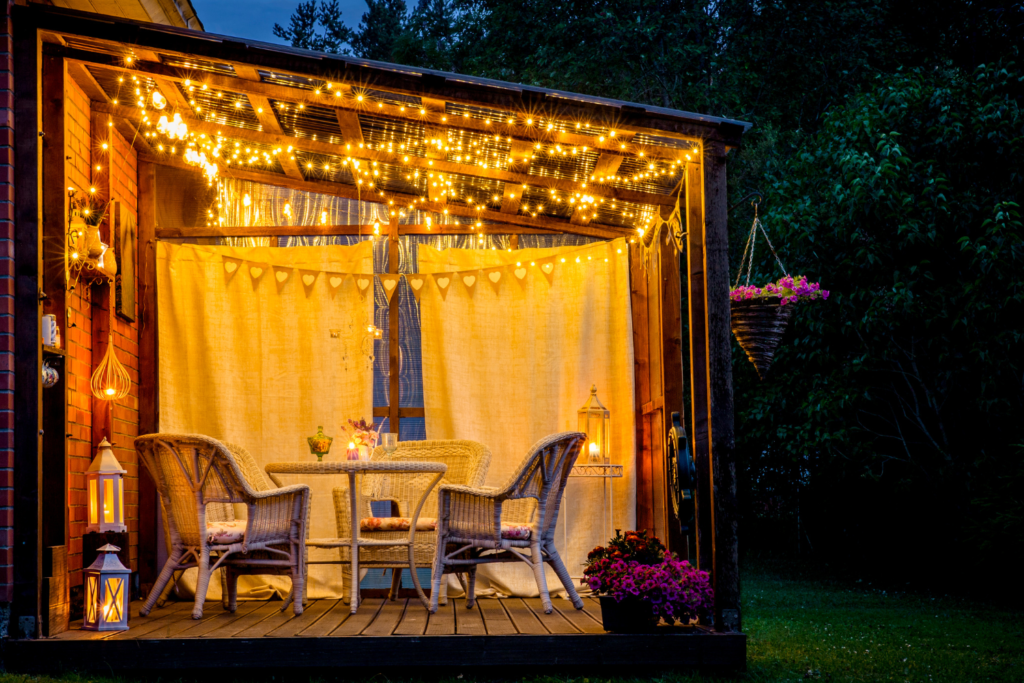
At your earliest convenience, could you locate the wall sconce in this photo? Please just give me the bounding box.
[86,438,127,534]
[82,543,130,631]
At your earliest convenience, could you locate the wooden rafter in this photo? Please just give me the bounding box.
[141,152,632,239]
[247,93,304,180]
[156,223,560,239]
[93,100,676,209]
[68,57,700,162]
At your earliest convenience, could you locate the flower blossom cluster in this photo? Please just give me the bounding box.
[583,530,713,623]
[342,418,380,448]
[731,275,830,305]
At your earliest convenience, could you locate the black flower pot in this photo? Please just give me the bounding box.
[598,596,659,632]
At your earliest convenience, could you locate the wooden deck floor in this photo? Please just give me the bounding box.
[6,597,746,673]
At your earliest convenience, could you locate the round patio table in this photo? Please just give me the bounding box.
[264,459,447,613]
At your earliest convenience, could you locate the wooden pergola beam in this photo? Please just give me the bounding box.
[142,152,632,239]
[66,56,700,162]
[157,223,561,239]
[93,100,676,210]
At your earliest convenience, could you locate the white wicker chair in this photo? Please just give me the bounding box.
[136,434,310,619]
[328,439,490,602]
[429,432,586,614]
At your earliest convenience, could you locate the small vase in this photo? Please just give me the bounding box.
[598,596,660,633]
[307,426,333,462]
[358,445,370,461]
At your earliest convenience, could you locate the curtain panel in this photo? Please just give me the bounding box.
[418,238,636,597]
[156,241,374,599]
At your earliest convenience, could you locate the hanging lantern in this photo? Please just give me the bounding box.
[90,302,131,401]
[86,438,127,534]
[578,385,611,464]
[82,543,130,631]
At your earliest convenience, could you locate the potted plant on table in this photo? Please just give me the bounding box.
[583,530,712,632]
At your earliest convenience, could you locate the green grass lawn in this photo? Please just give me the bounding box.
[1,564,1020,683]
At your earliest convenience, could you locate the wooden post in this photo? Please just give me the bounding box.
[685,161,714,581]
[39,52,69,637]
[12,16,44,639]
[136,161,158,584]
[703,142,740,632]
[388,216,400,435]
[660,222,687,556]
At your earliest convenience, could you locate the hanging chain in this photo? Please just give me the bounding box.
[734,200,790,287]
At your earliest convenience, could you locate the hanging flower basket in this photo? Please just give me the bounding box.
[731,204,829,379]
[730,296,795,380]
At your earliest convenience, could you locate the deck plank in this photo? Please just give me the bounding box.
[173,601,265,637]
[330,598,385,636]
[294,600,350,637]
[424,597,455,635]
[361,598,407,636]
[141,603,230,639]
[502,598,547,634]
[268,599,334,637]
[581,596,603,625]
[524,598,580,634]
[103,602,197,643]
[201,602,282,638]
[552,600,606,634]
[477,598,517,635]
[392,598,428,635]
[454,598,485,635]
[232,603,299,638]
[57,601,190,640]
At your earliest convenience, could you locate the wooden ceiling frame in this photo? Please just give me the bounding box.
[92,98,678,209]
[142,152,635,239]
[56,49,703,163]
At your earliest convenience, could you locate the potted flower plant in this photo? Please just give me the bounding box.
[583,530,713,632]
[730,275,829,379]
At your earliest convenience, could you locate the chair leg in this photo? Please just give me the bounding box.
[531,542,554,613]
[141,547,184,616]
[192,546,213,620]
[465,566,478,609]
[439,575,449,606]
[389,568,403,601]
[545,543,584,609]
[291,566,305,616]
[429,541,445,613]
[224,567,239,612]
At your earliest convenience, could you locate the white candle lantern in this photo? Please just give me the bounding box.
[82,543,131,631]
[86,438,127,533]
[578,385,611,464]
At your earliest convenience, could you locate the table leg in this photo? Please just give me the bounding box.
[349,471,360,613]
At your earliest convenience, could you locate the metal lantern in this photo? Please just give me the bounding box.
[578,385,611,464]
[82,543,130,631]
[86,438,127,533]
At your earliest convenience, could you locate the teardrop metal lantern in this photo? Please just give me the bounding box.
[90,302,131,401]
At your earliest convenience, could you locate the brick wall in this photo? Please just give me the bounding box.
[64,81,141,588]
[0,1,14,605]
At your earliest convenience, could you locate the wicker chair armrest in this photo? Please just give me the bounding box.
[245,485,309,546]
[437,484,505,542]
[437,483,507,500]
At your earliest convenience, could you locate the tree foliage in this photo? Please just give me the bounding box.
[270,0,1024,592]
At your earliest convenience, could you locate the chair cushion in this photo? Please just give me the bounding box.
[501,523,532,540]
[207,520,246,545]
[360,517,438,532]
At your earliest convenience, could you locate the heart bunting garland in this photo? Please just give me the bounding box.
[433,272,455,301]
[484,267,503,294]
[406,274,426,302]
[379,274,401,304]
[355,275,372,298]
[538,258,556,284]
[461,272,478,295]
[299,270,319,291]
[327,273,347,292]
[223,257,242,278]
[273,267,292,289]
[249,263,268,282]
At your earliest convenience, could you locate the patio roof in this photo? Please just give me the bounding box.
[32,4,750,239]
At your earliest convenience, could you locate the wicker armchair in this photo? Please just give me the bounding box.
[429,432,586,614]
[136,434,310,619]
[327,439,490,602]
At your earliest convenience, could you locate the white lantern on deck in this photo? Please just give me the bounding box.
[578,385,611,464]
[86,438,127,533]
[82,543,130,631]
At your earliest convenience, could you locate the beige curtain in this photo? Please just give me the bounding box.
[157,241,374,599]
[418,238,636,597]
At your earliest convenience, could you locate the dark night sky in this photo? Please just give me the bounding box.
[191,0,369,45]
